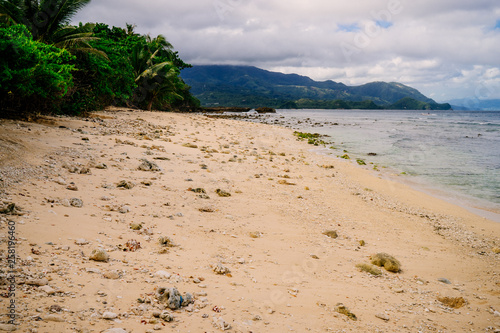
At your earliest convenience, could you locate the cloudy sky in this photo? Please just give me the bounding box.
[73,0,500,102]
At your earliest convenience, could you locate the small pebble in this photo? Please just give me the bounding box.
[438,278,452,284]
[375,313,390,321]
[102,312,118,320]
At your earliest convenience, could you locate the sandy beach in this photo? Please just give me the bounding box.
[0,108,499,333]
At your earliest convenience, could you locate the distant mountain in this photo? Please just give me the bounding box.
[181,65,451,110]
[448,98,500,111]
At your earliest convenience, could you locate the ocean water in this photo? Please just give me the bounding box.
[272,109,500,215]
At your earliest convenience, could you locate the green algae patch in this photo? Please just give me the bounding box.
[371,253,401,273]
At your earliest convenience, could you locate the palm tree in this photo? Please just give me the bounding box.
[146,34,173,53]
[129,34,187,111]
[0,0,95,49]
[135,61,184,111]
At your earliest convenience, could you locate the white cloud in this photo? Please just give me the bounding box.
[72,0,500,101]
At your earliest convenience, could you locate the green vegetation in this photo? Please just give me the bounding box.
[293,131,328,146]
[0,0,97,49]
[181,65,452,110]
[291,98,383,110]
[334,304,357,321]
[356,263,382,276]
[370,253,401,273]
[387,96,451,110]
[0,0,199,117]
[0,25,75,115]
[293,131,321,139]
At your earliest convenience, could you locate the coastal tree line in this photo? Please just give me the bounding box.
[0,0,200,117]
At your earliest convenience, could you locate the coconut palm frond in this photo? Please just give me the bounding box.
[0,1,23,26]
[49,22,107,59]
[42,0,92,37]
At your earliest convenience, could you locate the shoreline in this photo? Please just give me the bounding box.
[311,145,500,223]
[0,109,499,332]
[221,109,500,222]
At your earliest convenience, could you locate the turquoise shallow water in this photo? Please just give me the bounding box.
[273,109,500,212]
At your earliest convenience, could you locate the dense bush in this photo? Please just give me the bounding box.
[0,25,75,116]
[0,0,199,117]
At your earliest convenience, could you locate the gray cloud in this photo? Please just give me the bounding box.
[73,0,500,101]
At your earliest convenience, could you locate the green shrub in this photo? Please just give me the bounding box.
[0,25,75,116]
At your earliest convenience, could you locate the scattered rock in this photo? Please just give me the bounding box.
[130,223,142,230]
[375,313,390,321]
[117,180,135,189]
[249,231,262,239]
[66,182,78,191]
[44,314,65,322]
[213,316,231,331]
[255,107,276,113]
[53,177,67,185]
[334,303,357,321]
[75,238,89,245]
[138,159,161,172]
[89,248,109,262]
[155,270,171,279]
[49,304,62,313]
[0,203,23,215]
[69,198,83,208]
[322,230,338,239]
[156,287,193,310]
[190,188,206,193]
[39,285,56,295]
[103,271,121,279]
[437,296,466,309]
[356,263,382,276]
[79,167,91,174]
[159,311,174,322]
[215,189,231,197]
[123,239,141,252]
[438,278,452,284]
[102,329,128,333]
[119,205,130,214]
[182,293,194,307]
[370,253,401,273]
[0,323,16,331]
[86,267,101,274]
[252,314,263,321]
[213,263,231,275]
[27,278,49,286]
[102,311,118,320]
[158,236,174,247]
[95,163,108,169]
[182,143,198,148]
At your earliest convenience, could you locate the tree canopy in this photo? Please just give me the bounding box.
[0,0,199,116]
